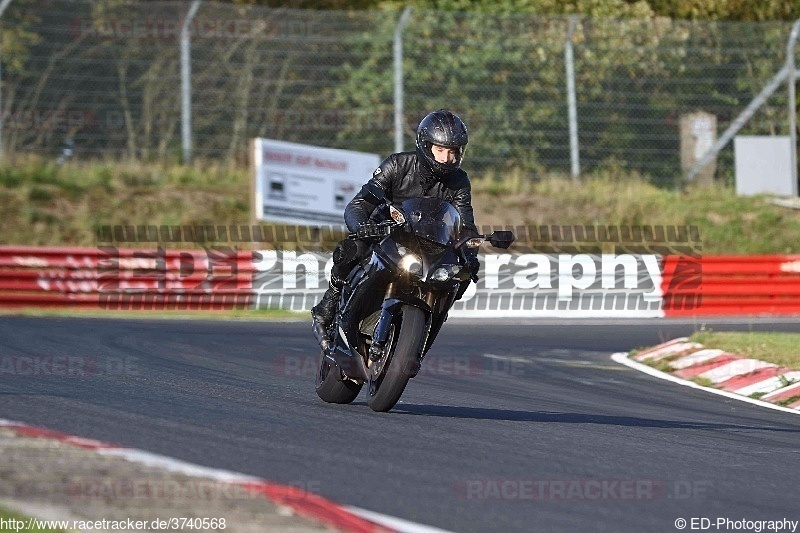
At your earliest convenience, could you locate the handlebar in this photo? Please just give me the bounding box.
[347,220,398,240]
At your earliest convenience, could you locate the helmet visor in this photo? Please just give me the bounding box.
[426,142,465,169]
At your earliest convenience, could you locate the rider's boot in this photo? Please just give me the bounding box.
[311,275,343,331]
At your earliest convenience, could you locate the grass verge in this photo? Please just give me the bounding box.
[3,156,800,254]
[688,330,800,371]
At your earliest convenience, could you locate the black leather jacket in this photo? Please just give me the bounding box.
[344,151,478,235]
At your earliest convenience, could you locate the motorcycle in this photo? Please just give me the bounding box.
[313,183,514,412]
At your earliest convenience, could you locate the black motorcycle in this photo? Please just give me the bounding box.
[313,184,514,412]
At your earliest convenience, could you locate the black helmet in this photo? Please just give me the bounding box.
[415,110,468,179]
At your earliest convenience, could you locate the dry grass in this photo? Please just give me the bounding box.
[3,156,800,254]
[471,168,800,254]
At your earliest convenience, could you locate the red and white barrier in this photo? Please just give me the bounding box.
[0,246,255,310]
[662,255,800,316]
[2,246,800,316]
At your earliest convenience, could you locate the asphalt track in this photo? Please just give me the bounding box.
[1,316,800,533]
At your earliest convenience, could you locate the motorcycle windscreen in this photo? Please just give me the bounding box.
[400,197,463,245]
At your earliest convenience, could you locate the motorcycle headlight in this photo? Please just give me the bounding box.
[432,267,450,282]
[432,265,461,282]
[399,254,422,277]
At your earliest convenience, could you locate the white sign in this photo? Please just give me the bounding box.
[734,136,796,197]
[253,138,381,225]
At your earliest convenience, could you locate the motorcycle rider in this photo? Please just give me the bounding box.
[311,109,481,331]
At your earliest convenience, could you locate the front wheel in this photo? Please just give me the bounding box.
[367,305,426,412]
[315,352,363,404]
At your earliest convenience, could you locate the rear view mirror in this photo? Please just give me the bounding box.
[488,231,515,249]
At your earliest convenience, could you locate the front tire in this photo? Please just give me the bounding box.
[315,352,362,404]
[367,305,426,412]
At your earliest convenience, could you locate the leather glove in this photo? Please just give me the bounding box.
[356,221,380,240]
[465,252,480,283]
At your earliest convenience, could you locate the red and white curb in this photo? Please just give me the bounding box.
[611,338,800,415]
[0,419,452,533]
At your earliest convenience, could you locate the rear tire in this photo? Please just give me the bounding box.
[367,306,426,412]
[315,352,362,404]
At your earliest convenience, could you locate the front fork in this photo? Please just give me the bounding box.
[370,283,436,371]
[317,280,435,381]
[370,283,398,353]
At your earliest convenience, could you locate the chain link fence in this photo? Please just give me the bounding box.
[2,1,798,186]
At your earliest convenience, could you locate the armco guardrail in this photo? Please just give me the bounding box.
[2,246,800,316]
[662,254,800,316]
[0,246,254,309]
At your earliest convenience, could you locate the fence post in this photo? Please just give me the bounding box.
[788,18,800,192]
[687,20,800,186]
[394,7,412,154]
[565,15,580,182]
[181,0,202,164]
[685,65,789,183]
[0,0,14,162]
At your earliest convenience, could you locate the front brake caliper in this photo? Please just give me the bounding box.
[368,341,385,362]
